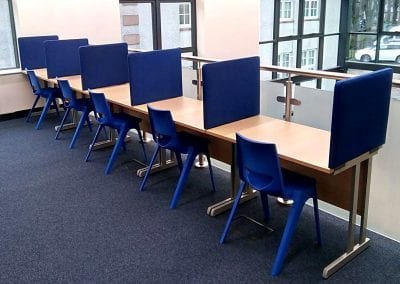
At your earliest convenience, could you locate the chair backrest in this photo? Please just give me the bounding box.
[26,70,42,94]
[236,133,284,196]
[147,105,180,149]
[89,91,113,124]
[57,79,77,107]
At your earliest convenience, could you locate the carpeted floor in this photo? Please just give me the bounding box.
[0,114,399,283]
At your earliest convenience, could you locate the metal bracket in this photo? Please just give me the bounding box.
[276,96,301,106]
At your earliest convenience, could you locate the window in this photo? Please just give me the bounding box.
[347,0,400,67]
[119,0,196,54]
[280,0,293,20]
[278,52,292,67]
[302,49,317,69]
[0,0,18,70]
[260,0,342,88]
[304,0,318,19]
[277,52,293,78]
[179,3,190,27]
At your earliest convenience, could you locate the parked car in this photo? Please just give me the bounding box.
[355,26,400,63]
[354,40,400,63]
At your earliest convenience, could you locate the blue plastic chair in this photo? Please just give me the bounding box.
[220,133,321,276]
[55,80,93,148]
[85,91,147,174]
[139,105,216,209]
[26,70,63,129]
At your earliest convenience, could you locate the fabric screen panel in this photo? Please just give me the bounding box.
[202,56,260,129]
[45,38,88,78]
[128,48,183,105]
[80,43,129,90]
[329,68,393,168]
[18,35,59,70]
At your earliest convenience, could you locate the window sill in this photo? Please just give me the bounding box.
[304,17,320,21]
[0,68,22,76]
[280,19,294,23]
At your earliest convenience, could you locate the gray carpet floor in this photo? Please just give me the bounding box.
[0,114,399,283]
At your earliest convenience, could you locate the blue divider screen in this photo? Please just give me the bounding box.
[79,43,129,90]
[45,38,88,78]
[202,56,260,129]
[329,68,393,168]
[18,35,59,70]
[128,48,183,105]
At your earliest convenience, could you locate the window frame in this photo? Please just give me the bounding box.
[0,0,19,71]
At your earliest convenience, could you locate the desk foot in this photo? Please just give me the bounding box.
[195,154,208,168]
[207,191,258,217]
[136,159,176,177]
[91,136,133,150]
[54,122,77,132]
[322,238,370,279]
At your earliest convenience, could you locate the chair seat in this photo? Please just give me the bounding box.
[35,87,62,98]
[281,169,316,200]
[99,113,141,130]
[66,98,93,112]
[176,131,209,154]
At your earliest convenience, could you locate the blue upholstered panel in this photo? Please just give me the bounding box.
[202,57,260,129]
[45,38,89,78]
[128,48,183,105]
[18,35,59,69]
[79,43,129,90]
[329,68,393,168]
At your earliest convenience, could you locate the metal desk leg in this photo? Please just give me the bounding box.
[91,127,132,150]
[207,144,258,216]
[55,109,79,132]
[322,159,372,278]
[136,148,177,177]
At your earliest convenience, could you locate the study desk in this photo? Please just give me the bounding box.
[29,70,373,278]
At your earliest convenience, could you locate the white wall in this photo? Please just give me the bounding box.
[0,73,32,115]
[13,0,121,44]
[0,0,122,115]
[196,0,259,59]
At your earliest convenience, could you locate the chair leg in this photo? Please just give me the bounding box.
[86,112,93,132]
[313,196,322,246]
[169,149,197,209]
[136,127,148,162]
[53,98,60,117]
[26,96,40,122]
[139,145,161,191]
[206,152,216,192]
[259,191,271,222]
[271,193,308,276]
[175,151,183,173]
[85,124,103,162]
[105,128,129,174]
[55,108,71,140]
[35,96,54,130]
[219,181,247,244]
[70,110,87,149]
